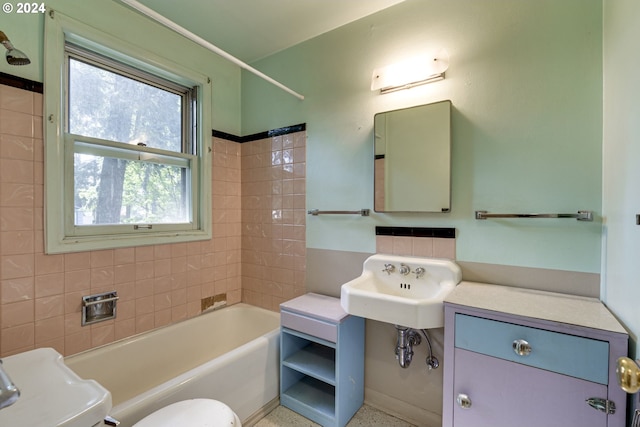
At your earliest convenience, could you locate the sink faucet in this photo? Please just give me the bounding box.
[414,267,426,279]
[381,263,396,275]
[0,360,20,410]
[399,264,410,276]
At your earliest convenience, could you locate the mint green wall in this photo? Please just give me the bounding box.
[242,0,603,273]
[0,0,242,134]
[602,0,640,352]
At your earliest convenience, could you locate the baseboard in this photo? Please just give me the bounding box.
[364,388,442,427]
[242,397,280,427]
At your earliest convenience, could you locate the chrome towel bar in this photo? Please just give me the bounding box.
[308,209,370,216]
[475,210,593,221]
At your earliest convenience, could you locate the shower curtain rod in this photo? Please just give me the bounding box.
[118,0,305,101]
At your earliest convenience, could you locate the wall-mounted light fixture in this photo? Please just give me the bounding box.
[371,48,449,94]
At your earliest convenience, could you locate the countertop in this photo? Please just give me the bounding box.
[445,281,627,334]
[280,292,349,323]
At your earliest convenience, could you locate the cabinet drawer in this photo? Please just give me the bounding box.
[282,310,338,343]
[455,314,609,384]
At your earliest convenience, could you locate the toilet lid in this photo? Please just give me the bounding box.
[133,399,239,427]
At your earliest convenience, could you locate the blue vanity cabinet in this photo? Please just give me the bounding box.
[280,293,365,427]
[442,282,628,427]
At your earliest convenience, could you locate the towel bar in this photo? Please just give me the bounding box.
[308,209,370,216]
[475,210,593,221]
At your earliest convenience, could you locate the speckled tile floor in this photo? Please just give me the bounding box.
[254,404,416,427]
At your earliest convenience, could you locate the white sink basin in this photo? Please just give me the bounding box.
[340,254,462,329]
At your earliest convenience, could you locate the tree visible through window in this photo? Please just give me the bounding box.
[67,48,194,227]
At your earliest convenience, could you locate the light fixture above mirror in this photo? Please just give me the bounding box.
[371,48,449,94]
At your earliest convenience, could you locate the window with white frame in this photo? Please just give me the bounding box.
[44,12,211,253]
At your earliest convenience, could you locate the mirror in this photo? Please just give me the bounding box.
[374,100,451,212]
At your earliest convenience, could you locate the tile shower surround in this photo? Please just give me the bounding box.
[0,82,306,357]
[240,130,307,309]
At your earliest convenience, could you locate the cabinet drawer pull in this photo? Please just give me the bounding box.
[586,397,616,414]
[456,393,472,409]
[512,339,532,356]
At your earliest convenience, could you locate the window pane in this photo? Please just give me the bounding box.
[74,152,190,225]
[68,58,183,152]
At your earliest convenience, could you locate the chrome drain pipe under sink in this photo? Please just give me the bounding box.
[394,325,439,370]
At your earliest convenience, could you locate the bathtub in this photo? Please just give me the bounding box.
[65,303,281,427]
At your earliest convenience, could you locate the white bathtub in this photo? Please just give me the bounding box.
[65,303,281,427]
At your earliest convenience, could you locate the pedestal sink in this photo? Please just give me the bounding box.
[340,254,462,329]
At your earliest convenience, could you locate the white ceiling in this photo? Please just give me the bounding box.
[135,0,406,63]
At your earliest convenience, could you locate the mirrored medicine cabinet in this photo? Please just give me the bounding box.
[374,100,451,213]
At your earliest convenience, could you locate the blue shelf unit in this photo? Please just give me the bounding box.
[280,293,365,427]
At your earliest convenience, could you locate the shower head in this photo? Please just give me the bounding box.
[0,31,30,66]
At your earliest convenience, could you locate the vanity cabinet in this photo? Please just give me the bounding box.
[442,282,628,427]
[280,293,364,427]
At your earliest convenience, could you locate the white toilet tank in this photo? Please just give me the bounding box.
[132,399,241,427]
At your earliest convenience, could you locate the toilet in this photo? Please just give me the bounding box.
[133,399,241,427]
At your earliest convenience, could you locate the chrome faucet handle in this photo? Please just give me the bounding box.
[382,263,396,275]
[399,264,410,276]
[414,267,426,279]
[0,359,20,410]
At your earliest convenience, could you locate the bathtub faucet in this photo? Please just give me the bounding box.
[0,359,20,411]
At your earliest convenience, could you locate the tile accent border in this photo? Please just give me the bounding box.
[375,226,455,238]
[211,129,243,143]
[0,72,43,93]
[213,123,306,143]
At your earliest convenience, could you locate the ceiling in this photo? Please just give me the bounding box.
[134,0,407,63]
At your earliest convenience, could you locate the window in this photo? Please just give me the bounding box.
[45,12,211,253]
[67,47,196,230]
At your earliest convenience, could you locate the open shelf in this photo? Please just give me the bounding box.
[282,375,336,418]
[283,342,336,385]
